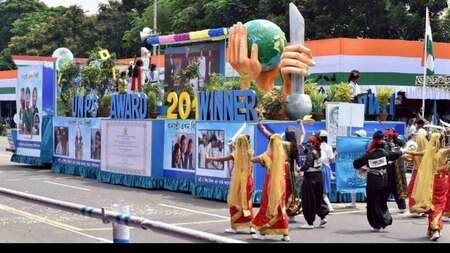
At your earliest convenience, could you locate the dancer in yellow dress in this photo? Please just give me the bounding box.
[206,134,255,234]
[406,133,450,241]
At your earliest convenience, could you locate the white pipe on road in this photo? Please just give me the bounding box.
[0,187,245,243]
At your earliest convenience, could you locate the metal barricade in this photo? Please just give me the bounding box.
[0,187,245,243]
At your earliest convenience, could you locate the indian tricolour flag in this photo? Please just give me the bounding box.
[303,38,450,86]
[422,7,435,75]
[225,37,450,89]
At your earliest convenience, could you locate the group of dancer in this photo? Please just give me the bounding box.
[353,127,450,241]
[206,124,450,242]
[206,119,335,242]
[214,20,450,242]
[207,21,332,242]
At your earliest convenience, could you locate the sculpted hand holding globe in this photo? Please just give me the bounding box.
[227,20,315,97]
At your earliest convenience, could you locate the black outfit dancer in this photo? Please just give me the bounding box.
[384,129,408,212]
[300,134,329,229]
[353,131,403,231]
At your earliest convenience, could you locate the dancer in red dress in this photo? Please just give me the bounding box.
[251,134,289,241]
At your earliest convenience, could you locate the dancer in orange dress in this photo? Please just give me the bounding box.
[206,134,255,234]
[251,134,289,241]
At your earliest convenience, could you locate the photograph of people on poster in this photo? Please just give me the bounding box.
[22,87,32,135]
[31,87,40,135]
[198,130,225,170]
[52,118,102,165]
[74,126,83,160]
[171,133,196,170]
[91,129,101,160]
[164,53,176,87]
[18,88,25,134]
[164,42,221,91]
[54,127,69,156]
[16,66,43,142]
[225,139,235,178]
[195,122,254,188]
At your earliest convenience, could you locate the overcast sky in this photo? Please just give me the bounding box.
[40,0,110,14]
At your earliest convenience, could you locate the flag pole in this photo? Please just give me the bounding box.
[422,8,428,116]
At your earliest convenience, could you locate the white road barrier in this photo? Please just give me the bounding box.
[0,187,245,243]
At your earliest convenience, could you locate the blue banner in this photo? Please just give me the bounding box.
[53,117,101,169]
[42,66,55,116]
[335,136,370,193]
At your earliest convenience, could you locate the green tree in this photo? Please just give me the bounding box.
[82,47,117,102]
[123,0,178,55]
[301,0,449,41]
[96,0,138,58]
[7,6,99,57]
[434,7,450,42]
[59,61,81,114]
[0,0,46,69]
[0,49,15,70]
[204,0,261,29]
[0,0,46,50]
[122,0,150,15]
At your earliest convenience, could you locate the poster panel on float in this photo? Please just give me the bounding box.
[53,117,102,169]
[326,102,349,147]
[101,120,152,176]
[195,122,255,188]
[163,120,197,181]
[164,42,222,91]
[16,65,50,157]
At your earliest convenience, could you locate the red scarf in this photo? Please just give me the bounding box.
[383,129,399,139]
[308,135,320,146]
[367,139,384,153]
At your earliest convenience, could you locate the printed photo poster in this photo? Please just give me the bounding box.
[326,102,348,147]
[163,120,197,181]
[195,122,255,189]
[16,66,44,157]
[101,120,152,177]
[52,117,101,169]
[165,42,222,91]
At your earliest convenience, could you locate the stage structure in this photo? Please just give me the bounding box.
[9,26,408,204]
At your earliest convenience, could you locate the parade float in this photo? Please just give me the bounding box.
[9,5,408,204]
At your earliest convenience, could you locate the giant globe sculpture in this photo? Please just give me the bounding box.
[244,19,287,72]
